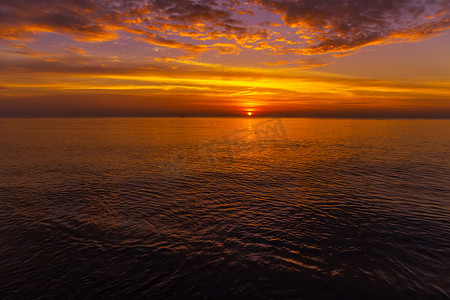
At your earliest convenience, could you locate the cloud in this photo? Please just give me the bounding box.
[254,0,450,54]
[0,0,448,57]
[261,61,291,66]
[260,58,332,69]
[65,47,86,55]
[0,1,117,41]
[283,58,331,69]
[0,42,45,57]
[1,53,449,100]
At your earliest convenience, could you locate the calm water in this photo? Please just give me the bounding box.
[0,118,449,299]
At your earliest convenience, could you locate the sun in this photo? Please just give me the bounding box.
[247,111,253,116]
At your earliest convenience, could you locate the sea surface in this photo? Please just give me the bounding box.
[0,118,449,299]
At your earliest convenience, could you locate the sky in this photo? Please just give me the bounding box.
[0,0,449,117]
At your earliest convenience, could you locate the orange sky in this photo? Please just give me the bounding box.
[0,0,449,117]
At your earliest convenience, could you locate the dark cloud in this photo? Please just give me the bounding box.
[253,0,449,53]
[0,0,116,41]
[0,0,448,54]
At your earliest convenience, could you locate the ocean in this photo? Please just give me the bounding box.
[0,118,449,298]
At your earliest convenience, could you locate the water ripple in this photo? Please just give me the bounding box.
[0,118,449,299]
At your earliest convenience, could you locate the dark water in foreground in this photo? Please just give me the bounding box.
[0,118,449,299]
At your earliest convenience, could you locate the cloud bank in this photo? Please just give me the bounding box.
[0,0,448,55]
